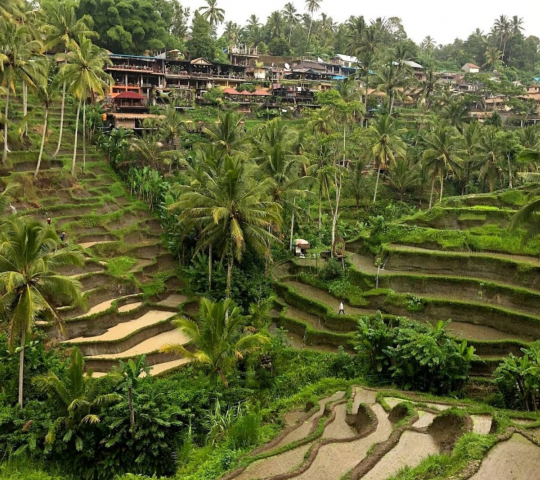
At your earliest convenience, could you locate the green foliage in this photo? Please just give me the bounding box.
[186,12,216,60]
[355,313,476,394]
[106,256,138,278]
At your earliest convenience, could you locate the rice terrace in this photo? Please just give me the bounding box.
[2,0,540,479]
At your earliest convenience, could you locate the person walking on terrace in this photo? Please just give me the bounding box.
[338,301,345,315]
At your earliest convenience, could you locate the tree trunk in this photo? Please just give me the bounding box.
[331,171,342,254]
[226,256,233,298]
[364,75,369,127]
[53,82,67,157]
[22,81,28,138]
[429,178,435,209]
[318,186,323,231]
[389,93,395,116]
[439,172,444,203]
[289,198,296,251]
[128,385,135,439]
[2,87,10,164]
[71,98,82,176]
[35,108,49,178]
[82,100,86,173]
[208,244,212,290]
[18,329,26,409]
[507,154,513,188]
[372,164,381,203]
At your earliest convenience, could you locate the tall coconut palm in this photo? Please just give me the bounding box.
[170,156,281,296]
[34,59,61,178]
[33,348,121,444]
[59,35,111,176]
[223,21,240,50]
[422,124,463,207]
[266,11,284,40]
[41,0,97,157]
[199,0,225,28]
[305,0,322,43]
[0,20,42,165]
[386,158,419,202]
[282,3,300,45]
[493,15,511,61]
[364,114,407,203]
[477,127,503,192]
[0,217,84,408]
[375,62,410,115]
[202,111,249,157]
[161,298,269,386]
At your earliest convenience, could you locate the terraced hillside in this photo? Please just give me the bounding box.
[1,97,191,377]
[273,189,540,376]
[220,385,540,480]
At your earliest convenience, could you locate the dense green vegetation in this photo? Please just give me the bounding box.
[2,1,540,479]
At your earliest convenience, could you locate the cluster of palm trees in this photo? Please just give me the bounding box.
[0,0,111,176]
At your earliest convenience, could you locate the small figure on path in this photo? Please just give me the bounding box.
[9,204,16,215]
[60,232,66,242]
[338,301,345,315]
[47,217,52,225]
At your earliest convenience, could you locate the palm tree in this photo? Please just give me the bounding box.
[199,0,225,28]
[493,15,511,61]
[161,298,269,386]
[33,348,121,444]
[223,21,240,50]
[420,36,437,53]
[441,101,470,131]
[34,59,60,178]
[59,35,111,176]
[0,217,84,408]
[41,0,97,158]
[202,111,249,157]
[375,62,411,115]
[386,158,418,201]
[422,125,463,207]
[483,46,502,70]
[477,127,503,192]
[170,156,281,296]
[305,0,322,43]
[364,114,407,203]
[460,121,481,194]
[282,3,300,45]
[266,11,284,40]
[0,20,41,165]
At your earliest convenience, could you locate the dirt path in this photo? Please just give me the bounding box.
[118,302,142,313]
[469,434,540,480]
[352,387,377,412]
[284,280,371,316]
[274,391,345,449]
[291,403,393,480]
[413,411,436,428]
[67,310,174,343]
[362,431,439,480]
[322,403,357,440]
[443,322,532,343]
[285,304,336,332]
[158,294,187,308]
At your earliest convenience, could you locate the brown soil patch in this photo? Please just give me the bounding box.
[352,387,377,412]
[293,404,393,480]
[362,431,439,480]
[444,322,531,342]
[79,240,115,249]
[469,434,540,480]
[322,403,357,440]
[471,415,493,435]
[235,444,313,480]
[118,302,143,313]
[88,329,188,359]
[427,412,469,453]
[283,410,306,427]
[149,358,190,376]
[285,305,329,331]
[388,404,410,424]
[385,397,413,409]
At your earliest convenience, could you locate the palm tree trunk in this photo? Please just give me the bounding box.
[35,107,49,178]
[507,154,513,188]
[318,186,323,230]
[2,87,10,165]
[208,244,212,290]
[364,75,369,127]
[71,98,82,176]
[439,172,444,203]
[372,165,381,203]
[128,385,135,439]
[429,178,435,209]
[53,82,67,157]
[289,198,296,251]
[82,100,86,173]
[307,13,314,42]
[226,256,233,298]
[389,93,395,116]
[22,81,28,138]
[18,329,26,408]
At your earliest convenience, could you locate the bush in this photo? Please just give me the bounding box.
[320,258,344,281]
[227,412,260,449]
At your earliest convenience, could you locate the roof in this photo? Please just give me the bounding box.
[239,90,252,95]
[223,88,240,95]
[336,54,358,64]
[109,53,159,61]
[253,89,271,96]
[114,91,146,100]
[403,60,423,69]
[464,63,480,69]
[191,57,212,65]
[110,113,165,120]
